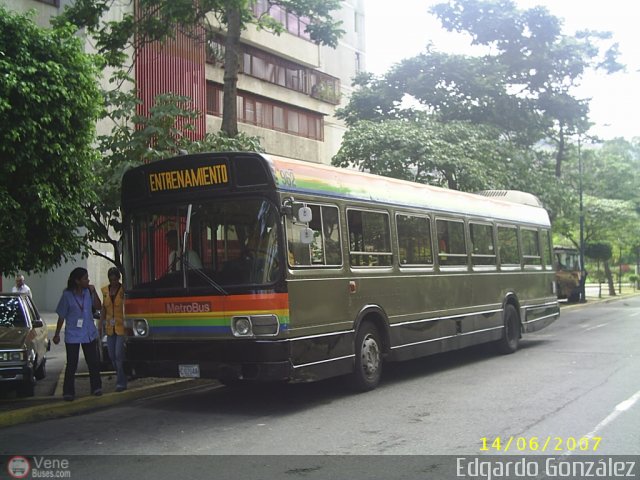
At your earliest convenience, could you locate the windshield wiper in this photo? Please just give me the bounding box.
[180,255,229,296]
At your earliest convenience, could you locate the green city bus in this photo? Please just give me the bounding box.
[121,152,559,391]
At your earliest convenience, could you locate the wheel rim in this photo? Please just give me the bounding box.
[361,333,380,379]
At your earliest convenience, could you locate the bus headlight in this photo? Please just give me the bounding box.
[133,319,149,337]
[231,315,279,337]
[232,317,252,337]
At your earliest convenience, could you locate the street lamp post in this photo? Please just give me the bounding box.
[578,136,587,303]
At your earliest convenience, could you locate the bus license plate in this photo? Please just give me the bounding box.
[178,364,200,378]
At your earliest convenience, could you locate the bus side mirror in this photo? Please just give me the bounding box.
[300,227,314,244]
[297,206,312,223]
[282,198,312,223]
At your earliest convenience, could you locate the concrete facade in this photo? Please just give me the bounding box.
[2,0,365,308]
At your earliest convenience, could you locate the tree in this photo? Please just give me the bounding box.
[0,7,102,274]
[86,89,265,270]
[338,0,623,183]
[585,242,614,296]
[556,195,639,294]
[333,116,515,191]
[431,0,623,177]
[57,0,344,137]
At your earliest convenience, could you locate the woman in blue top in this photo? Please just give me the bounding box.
[53,267,102,401]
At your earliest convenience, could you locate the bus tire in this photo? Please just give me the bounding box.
[496,304,520,354]
[351,321,382,392]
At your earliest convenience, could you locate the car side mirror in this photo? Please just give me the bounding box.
[32,319,44,328]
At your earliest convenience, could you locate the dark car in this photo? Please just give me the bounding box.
[0,293,49,396]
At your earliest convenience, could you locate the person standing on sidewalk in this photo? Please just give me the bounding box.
[12,275,32,298]
[100,267,127,392]
[52,267,102,401]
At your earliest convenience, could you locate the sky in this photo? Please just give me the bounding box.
[364,0,640,140]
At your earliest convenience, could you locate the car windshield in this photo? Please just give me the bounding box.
[0,297,27,328]
[124,198,281,293]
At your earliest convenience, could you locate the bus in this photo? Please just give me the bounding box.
[553,246,582,302]
[121,152,559,391]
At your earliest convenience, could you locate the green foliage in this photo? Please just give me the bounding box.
[85,88,264,269]
[585,242,612,262]
[333,117,515,191]
[338,0,623,190]
[431,0,622,176]
[0,7,102,274]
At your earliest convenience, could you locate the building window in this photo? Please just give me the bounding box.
[207,33,340,104]
[355,53,362,74]
[206,82,324,141]
[252,1,311,40]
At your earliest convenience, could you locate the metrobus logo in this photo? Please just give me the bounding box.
[165,302,212,314]
[149,164,229,193]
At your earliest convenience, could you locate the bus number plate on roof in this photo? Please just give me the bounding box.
[178,364,200,378]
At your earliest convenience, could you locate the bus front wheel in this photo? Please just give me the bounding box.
[496,304,520,354]
[351,321,382,392]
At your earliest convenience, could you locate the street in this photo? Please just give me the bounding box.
[1,296,639,477]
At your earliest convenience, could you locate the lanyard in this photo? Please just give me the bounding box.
[73,290,86,313]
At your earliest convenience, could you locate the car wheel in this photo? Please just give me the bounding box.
[34,357,47,380]
[17,370,35,397]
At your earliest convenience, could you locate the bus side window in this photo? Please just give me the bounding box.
[497,226,520,266]
[286,204,342,267]
[522,228,541,267]
[436,219,467,266]
[469,222,496,266]
[396,214,432,265]
[347,209,392,267]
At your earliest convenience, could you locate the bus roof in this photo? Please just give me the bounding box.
[121,152,551,227]
[264,154,551,227]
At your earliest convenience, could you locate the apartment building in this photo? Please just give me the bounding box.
[2,0,366,306]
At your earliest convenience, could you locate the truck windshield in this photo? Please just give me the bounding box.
[124,198,281,293]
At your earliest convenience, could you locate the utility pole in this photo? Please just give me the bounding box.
[578,136,587,303]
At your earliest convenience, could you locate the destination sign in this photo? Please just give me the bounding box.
[148,164,229,193]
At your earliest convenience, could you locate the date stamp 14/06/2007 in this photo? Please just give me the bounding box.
[480,436,602,453]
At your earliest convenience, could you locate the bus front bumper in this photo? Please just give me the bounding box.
[126,338,292,382]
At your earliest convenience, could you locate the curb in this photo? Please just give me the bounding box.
[560,291,640,311]
[0,379,214,429]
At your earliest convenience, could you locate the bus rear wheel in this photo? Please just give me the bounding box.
[496,304,520,354]
[351,322,382,392]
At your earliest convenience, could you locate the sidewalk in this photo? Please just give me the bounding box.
[0,311,215,428]
[562,285,639,308]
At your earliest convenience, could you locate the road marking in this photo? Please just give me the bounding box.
[563,389,640,456]
[629,311,640,318]
[584,323,608,332]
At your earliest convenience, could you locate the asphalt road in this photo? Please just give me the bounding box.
[1,296,639,478]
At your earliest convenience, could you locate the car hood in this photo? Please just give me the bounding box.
[0,328,28,349]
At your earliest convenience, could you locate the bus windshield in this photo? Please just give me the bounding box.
[124,198,281,293]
